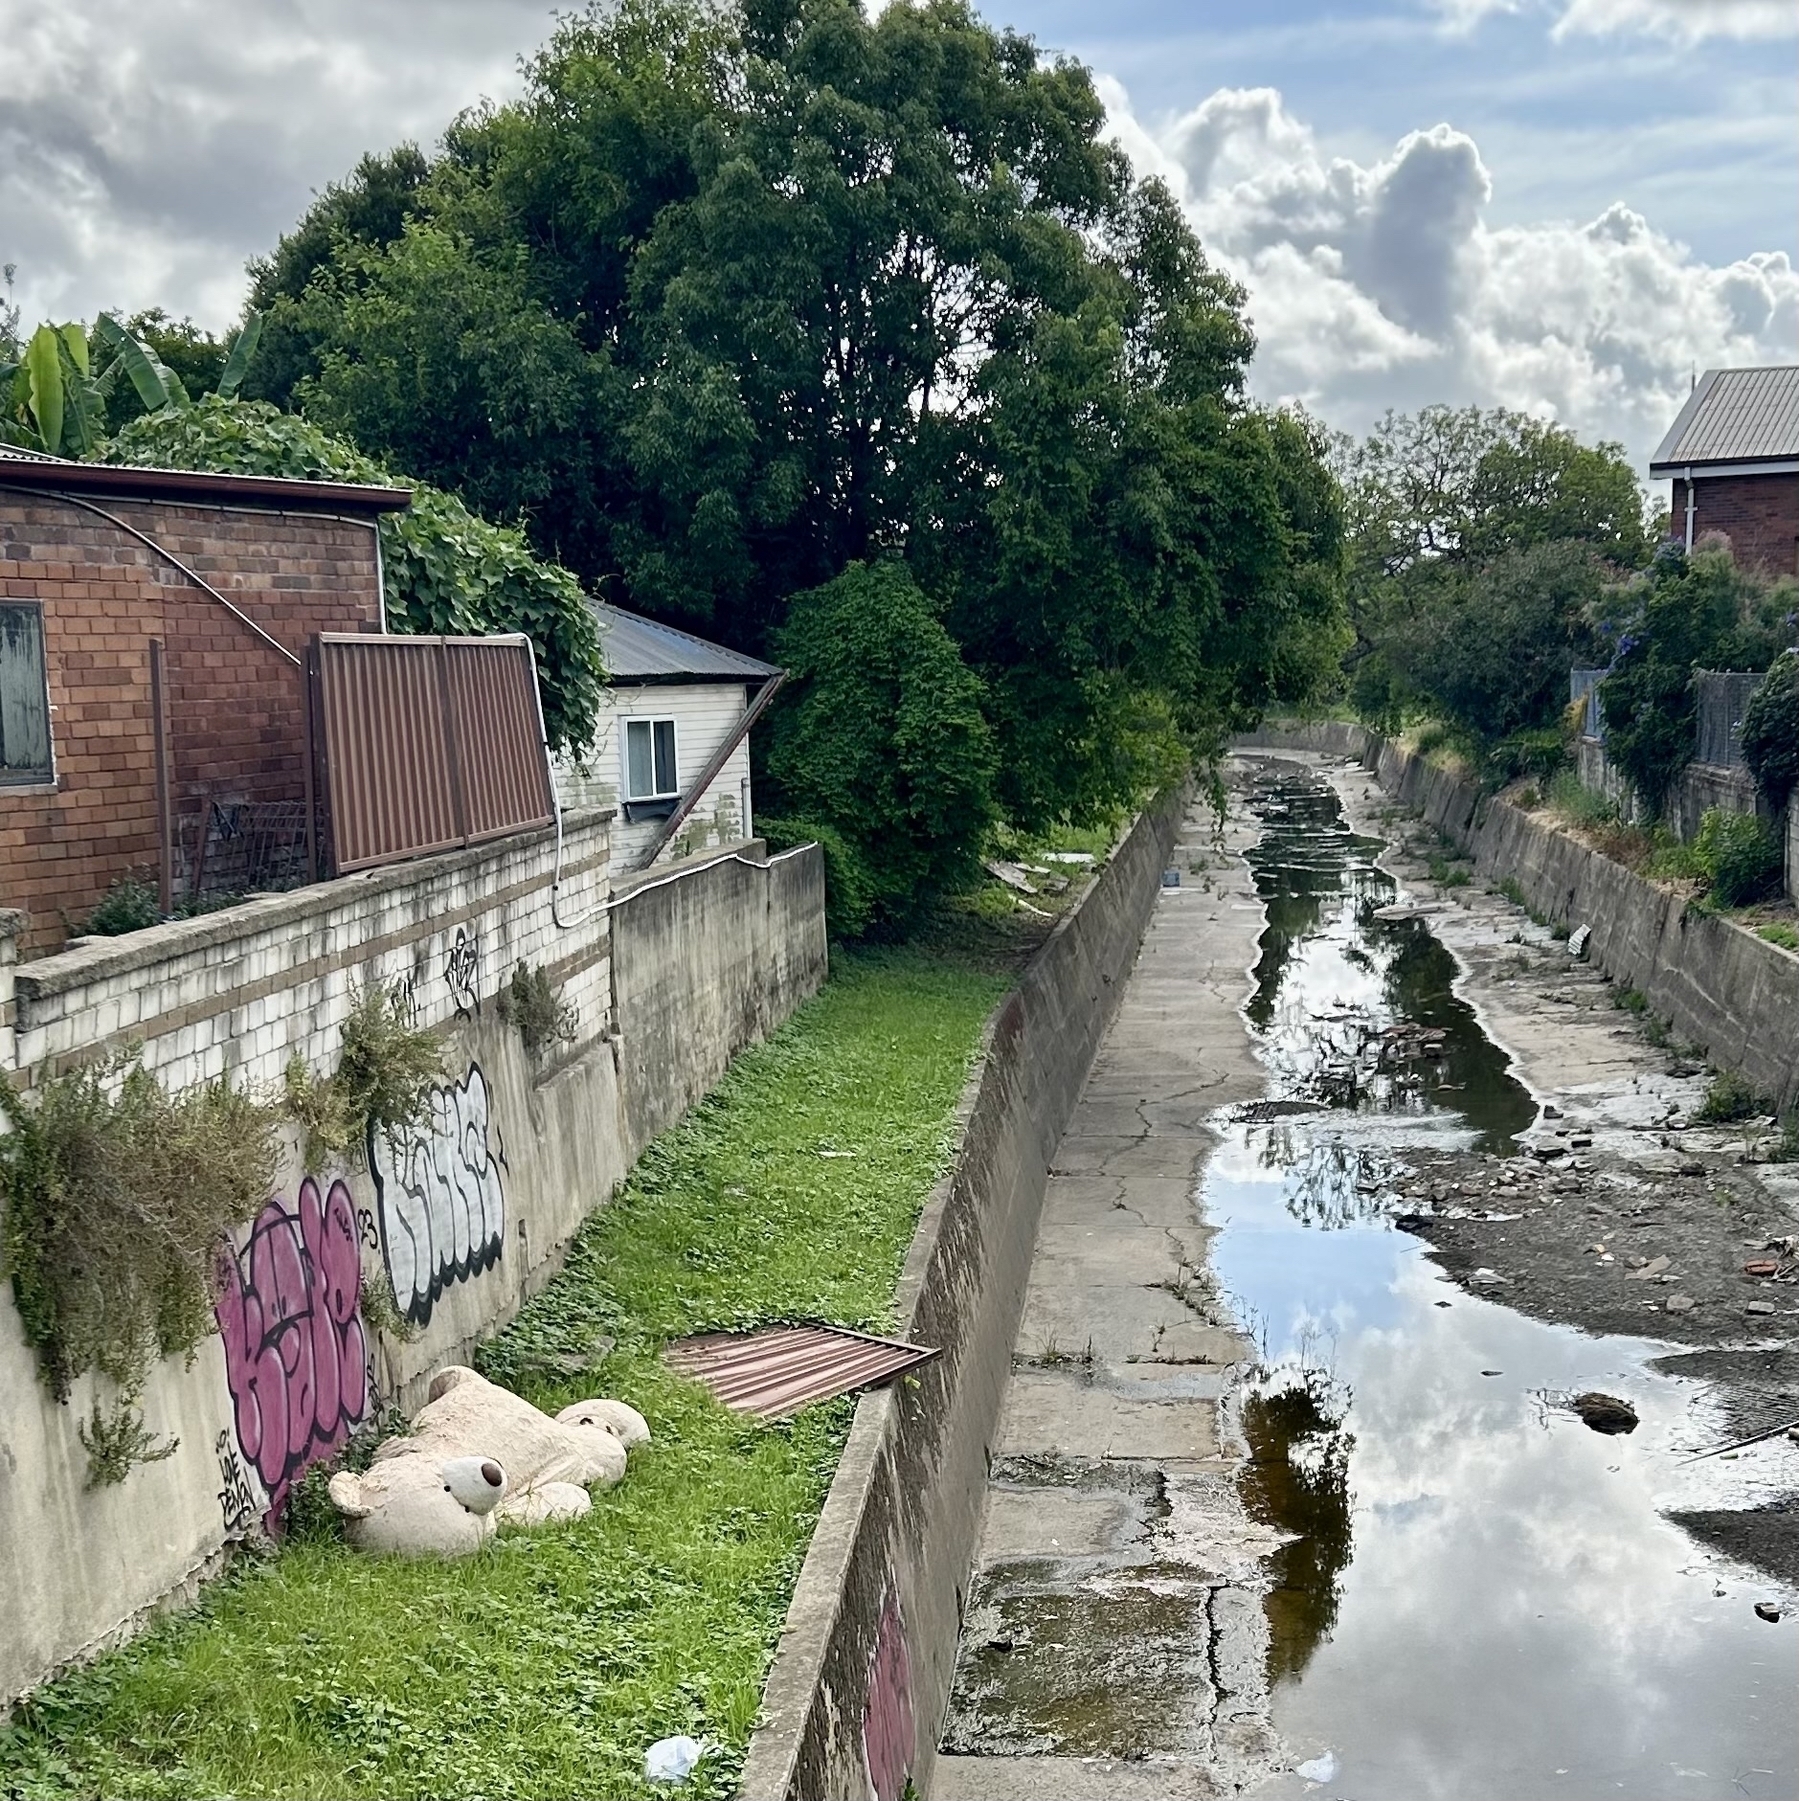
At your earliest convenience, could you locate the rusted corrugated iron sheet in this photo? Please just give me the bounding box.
[447,637,557,843]
[314,633,554,873]
[664,1325,939,1420]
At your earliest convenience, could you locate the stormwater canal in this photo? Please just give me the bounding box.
[1217,761,1797,1801]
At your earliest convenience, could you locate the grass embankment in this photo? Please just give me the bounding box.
[0,950,1007,1801]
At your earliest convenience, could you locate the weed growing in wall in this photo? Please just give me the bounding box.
[498,962,578,1060]
[0,1054,277,1485]
[284,986,442,1168]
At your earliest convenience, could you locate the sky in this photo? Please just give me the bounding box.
[1,0,1794,473]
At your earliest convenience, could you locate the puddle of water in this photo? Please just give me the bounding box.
[1215,762,1799,1801]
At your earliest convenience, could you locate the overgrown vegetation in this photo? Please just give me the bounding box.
[0,949,1003,1801]
[1339,405,1647,762]
[1690,809,1784,907]
[0,1055,276,1485]
[1597,543,1796,814]
[284,986,442,1168]
[498,962,579,1059]
[76,877,163,938]
[1742,653,1799,812]
[765,563,997,932]
[1694,1070,1763,1125]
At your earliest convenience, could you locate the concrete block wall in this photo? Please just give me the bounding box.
[738,785,1188,1801]
[0,818,827,1709]
[1239,723,1799,1115]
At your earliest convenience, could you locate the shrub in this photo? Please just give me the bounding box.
[1692,809,1783,907]
[77,877,162,937]
[1695,1070,1762,1124]
[1742,653,1799,811]
[499,962,577,1059]
[767,562,996,934]
[0,1055,277,1483]
[758,815,877,941]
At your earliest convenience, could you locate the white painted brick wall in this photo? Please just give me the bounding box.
[6,816,614,1096]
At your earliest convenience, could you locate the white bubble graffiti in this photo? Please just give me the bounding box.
[371,1064,506,1327]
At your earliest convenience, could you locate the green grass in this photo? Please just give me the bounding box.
[1756,922,1799,952]
[0,949,1006,1801]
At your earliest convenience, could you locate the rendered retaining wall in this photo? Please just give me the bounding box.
[0,826,825,1709]
[737,785,1188,1801]
[1238,724,1799,1115]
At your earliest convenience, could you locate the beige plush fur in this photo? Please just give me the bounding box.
[329,1366,649,1556]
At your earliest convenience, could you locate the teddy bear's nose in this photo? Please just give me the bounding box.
[481,1460,503,1486]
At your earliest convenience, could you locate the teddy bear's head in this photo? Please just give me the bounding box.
[556,1397,651,1450]
[328,1454,508,1556]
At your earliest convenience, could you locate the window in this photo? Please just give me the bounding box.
[623,716,679,815]
[0,603,52,786]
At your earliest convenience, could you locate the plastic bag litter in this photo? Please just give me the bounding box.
[1296,1750,1339,1784]
[645,1736,707,1784]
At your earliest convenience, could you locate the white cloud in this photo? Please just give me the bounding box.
[1552,0,1798,41]
[1100,80,1799,470]
[1427,0,1796,39]
[0,0,554,330]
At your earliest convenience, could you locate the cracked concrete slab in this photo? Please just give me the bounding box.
[941,788,1278,1795]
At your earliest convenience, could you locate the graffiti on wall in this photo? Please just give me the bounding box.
[214,1177,369,1529]
[445,926,481,1017]
[370,1063,506,1328]
[862,1584,916,1801]
[213,1429,259,1537]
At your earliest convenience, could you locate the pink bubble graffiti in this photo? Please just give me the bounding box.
[863,1585,915,1801]
[214,1176,369,1528]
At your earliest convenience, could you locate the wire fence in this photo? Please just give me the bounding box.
[1570,668,1606,741]
[1693,671,1762,770]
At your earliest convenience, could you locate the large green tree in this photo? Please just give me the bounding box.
[247,0,1345,838]
[1338,405,1650,742]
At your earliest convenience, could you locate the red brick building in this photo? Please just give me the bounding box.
[1650,365,1799,576]
[0,450,409,954]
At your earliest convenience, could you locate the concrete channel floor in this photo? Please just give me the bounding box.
[935,788,1287,1800]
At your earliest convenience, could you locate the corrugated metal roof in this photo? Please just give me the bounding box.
[594,601,778,682]
[1650,366,1799,472]
[0,443,63,462]
[664,1324,938,1419]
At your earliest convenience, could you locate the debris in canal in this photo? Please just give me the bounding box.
[1569,1392,1640,1435]
[1752,1601,1782,1623]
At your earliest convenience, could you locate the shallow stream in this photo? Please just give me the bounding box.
[1221,761,1796,1801]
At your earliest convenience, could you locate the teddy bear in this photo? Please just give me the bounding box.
[327,1365,650,1556]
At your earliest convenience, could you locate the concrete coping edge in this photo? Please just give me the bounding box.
[15,806,617,999]
[735,787,1182,1799]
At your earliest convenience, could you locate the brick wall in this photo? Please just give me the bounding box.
[0,492,381,954]
[1672,472,1799,575]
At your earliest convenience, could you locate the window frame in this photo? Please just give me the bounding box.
[0,601,55,790]
[621,714,680,807]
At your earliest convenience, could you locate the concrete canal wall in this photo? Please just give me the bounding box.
[738,785,1189,1801]
[1238,724,1799,1118]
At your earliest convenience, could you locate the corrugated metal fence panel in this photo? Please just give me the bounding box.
[1570,667,1606,741]
[447,638,555,843]
[1694,670,1763,769]
[316,634,553,873]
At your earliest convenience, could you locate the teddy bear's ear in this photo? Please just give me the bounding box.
[328,1472,371,1519]
[427,1365,482,1402]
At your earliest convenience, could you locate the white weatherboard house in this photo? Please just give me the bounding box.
[556,601,782,873]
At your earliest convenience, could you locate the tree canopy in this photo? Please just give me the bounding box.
[245,0,1347,882]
